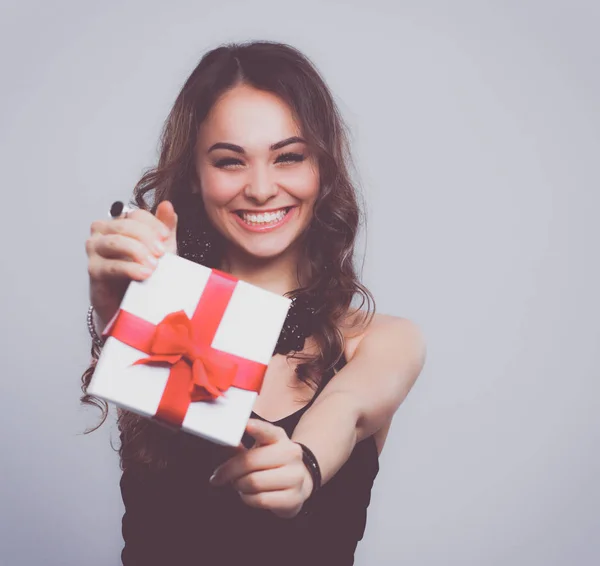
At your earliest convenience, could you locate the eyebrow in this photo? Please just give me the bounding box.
[207,136,306,154]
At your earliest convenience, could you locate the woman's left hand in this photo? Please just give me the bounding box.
[209,418,313,519]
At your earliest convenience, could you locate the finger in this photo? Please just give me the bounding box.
[88,256,154,282]
[99,218,167,257]
[92,234,160,269]
[234,466,302,495]
[233,441,248,452]
[128,207,171,240]
[90,219,109,236]
[210,442,293,486]
[221,442,248,459]
[245,418,288,447]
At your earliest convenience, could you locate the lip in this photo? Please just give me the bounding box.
[235,206,291,214]
[232,206,296,233]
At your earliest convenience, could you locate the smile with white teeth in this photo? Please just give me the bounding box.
[238,208,289,225]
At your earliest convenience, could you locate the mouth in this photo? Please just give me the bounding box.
[233,206,295,231]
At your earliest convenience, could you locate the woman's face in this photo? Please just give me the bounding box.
[195,84,320,261]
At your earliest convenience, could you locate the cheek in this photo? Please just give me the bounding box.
[284,167,320,202]
[199,166,244,207]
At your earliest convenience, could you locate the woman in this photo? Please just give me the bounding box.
[82,41,425,565]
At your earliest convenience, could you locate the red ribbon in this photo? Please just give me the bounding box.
[105,270,267,427]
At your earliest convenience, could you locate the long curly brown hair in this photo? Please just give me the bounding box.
[81,41,374,471]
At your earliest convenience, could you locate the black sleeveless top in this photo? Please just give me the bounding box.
[120,358,380,566]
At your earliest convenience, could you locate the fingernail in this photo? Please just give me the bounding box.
[159,226,170,239]
[146,255,158,267]
[139,266,153,276]
[154,240,166,255]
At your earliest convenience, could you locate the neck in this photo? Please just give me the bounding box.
[220,246,301,297]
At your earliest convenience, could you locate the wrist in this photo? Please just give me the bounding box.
[300,466,314,503]
[92,307,108,334]
[87,305,106,348]
[294,442,322,500]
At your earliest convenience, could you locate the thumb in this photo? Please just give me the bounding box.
[244,418,285,447]
[155,200,178,253]
[156,200,178,233]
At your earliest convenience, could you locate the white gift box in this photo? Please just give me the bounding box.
[88,252,291,447]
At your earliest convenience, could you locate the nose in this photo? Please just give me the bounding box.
[243,164,278,204]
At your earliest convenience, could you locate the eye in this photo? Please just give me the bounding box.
[275,152,306,165]
[213,157,244,169]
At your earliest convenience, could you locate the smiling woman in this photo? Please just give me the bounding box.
[81,41,425,566]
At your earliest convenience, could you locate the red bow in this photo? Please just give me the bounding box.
[105,270,267,428]
[133,311,238,401]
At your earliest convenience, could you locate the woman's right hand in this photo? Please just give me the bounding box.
[86,201,178,327]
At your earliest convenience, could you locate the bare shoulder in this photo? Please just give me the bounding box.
[341,310,426,365]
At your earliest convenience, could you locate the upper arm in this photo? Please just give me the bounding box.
[319,314,427,442]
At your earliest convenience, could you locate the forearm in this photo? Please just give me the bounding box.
[290,320,424,490]
[291,391,360,487]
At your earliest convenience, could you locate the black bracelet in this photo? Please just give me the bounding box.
[295,442,322,498]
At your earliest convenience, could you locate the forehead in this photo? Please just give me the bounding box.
[198,84,301,150]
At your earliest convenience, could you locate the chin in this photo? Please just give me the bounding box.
[223,222,306,262]
[233,241,296,262]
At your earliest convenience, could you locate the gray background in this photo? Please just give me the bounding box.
[1,0,598,564]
